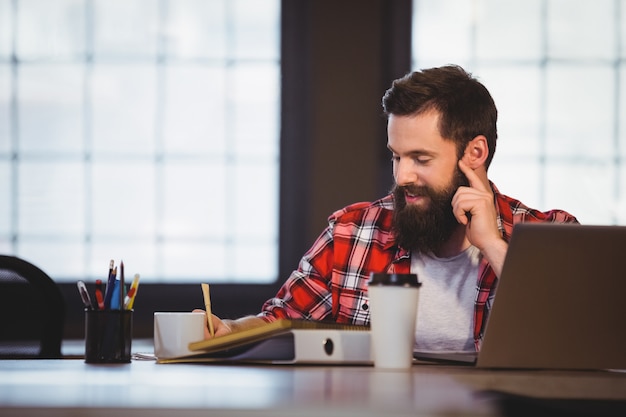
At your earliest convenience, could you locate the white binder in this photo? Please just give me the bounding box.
[157,319,372,364]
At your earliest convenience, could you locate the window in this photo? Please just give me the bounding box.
[0,0,280,283]
[412,0,625,225]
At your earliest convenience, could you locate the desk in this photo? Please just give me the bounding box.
[1,358,626,417]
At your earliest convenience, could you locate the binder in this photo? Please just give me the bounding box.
[156,319,372,364]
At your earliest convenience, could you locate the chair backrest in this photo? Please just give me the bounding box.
[0,255,66,358]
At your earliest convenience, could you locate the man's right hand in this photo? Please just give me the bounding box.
[192,310,266,339]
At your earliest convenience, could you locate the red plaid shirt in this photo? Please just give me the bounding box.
[260,183,578,349]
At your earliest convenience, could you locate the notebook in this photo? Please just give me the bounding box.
[414,223,626,370]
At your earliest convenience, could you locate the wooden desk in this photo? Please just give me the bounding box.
[0,359,625,417]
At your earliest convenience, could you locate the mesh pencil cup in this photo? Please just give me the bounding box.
[84,309,133,363]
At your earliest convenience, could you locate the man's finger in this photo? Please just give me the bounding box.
[458,159,488,192]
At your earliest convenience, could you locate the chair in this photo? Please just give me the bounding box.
[0,255,66,358]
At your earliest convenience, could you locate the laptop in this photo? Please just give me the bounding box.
[414,223,626,370]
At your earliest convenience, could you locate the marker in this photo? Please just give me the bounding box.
[110,279,121,310]
[94,279,105,310]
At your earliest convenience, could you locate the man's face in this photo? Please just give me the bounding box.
[387,111,468,253]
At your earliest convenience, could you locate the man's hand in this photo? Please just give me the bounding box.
[451,160,508,277]
[192,309,266,340]
[192,309,231,339]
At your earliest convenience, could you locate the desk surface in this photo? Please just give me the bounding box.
[1,356,626,417]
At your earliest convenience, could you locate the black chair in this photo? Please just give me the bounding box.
[0,255,65,358]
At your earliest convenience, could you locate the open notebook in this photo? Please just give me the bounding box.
[414,223,626,370]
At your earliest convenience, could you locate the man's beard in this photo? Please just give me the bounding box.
[392,167,469,254]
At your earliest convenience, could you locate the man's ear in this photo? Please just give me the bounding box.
[462,135,489,169]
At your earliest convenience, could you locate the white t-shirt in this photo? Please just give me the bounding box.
[411,246,480,352]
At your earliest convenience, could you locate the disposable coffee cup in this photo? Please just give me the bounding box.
[367,273,421,369]
[154,312,206,359]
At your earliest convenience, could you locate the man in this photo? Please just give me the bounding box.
[200,65,578,352]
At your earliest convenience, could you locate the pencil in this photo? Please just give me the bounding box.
[201,283,215,337]
[124,273,140,310]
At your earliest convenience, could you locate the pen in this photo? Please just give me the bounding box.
[124,273,140,310]
[201,283,215,337]
[77,280,94,310]
[119,260,125,311]
[103,260,116,310]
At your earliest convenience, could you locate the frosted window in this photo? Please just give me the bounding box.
[0,65,9,153]
[0,0,280,283]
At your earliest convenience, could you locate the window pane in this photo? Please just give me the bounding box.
[233,161,278,239]
[18,65,84,154]
[622,4,626,58]
[93,0,159,59]
[91,65,157,156]
[18,161,85,236]
[545,64,614,159]
[0,0,11,59]
[161,241,227,281]
[16,0,85,60]
[165,0,227,59]
[19,240,86,279]
[231,0,280,60]
[232,241,277,282]
[545,162,615,224]
[475,0,543,61]
[231,63,280,158]
[162,161,227,239]
[547,0,616,60]
[620,64,626,157]
[91,161,156,236]
[412,0,473,68]
[0,64,10,153]
[162,65,227,155]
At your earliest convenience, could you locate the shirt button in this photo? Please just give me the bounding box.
[362,303,369,311]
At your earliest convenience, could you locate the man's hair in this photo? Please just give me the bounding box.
[382,65,498,168]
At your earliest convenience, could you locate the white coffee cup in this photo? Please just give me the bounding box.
[367,273,421,369]
[154,312,206,359]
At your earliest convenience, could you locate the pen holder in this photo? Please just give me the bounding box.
[84,309,133,363]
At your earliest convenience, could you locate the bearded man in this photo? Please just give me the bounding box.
[199,65,578,352]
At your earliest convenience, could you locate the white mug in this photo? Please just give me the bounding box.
[153,312,206,359]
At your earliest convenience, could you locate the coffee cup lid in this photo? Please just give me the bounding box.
[368,273,421,287]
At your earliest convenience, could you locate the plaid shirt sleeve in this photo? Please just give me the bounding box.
[473,183,579,350]
[258,223,337,322]
[258,197,400,324]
